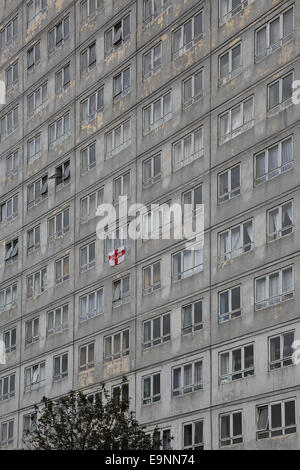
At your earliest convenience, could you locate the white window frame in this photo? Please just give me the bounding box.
[143,312,170,349]
[173,11,203,59]
[4,327,16,353]
[142,372,161,405]
[25,317,39,345]
[219,97,254,145]
[143,0,171,25]
[55,256,69,284]
[53,353,68,381]
[27,41,40,70]
[105,119,131,159]
[172,360,203,396]
[219,42,242,86]
[105,14,131,57]
[219,411,243,447]
[0,283,17,312]
[219,344,254,384]
[256,399,296,440]
[80,241,96,272]
[113,67,131,102]
[49,208,69,239]
[255,266,294,310]
[143,153,161,187]
[112,276,130,308]
[24,362,45,391]
[183,69,203,109]
[80,288,103,321]
[23,412,37,436]
[27,0,47,27]
[27,225,40,253]
[173,128,203,171]
[27,267,47,298]
[0,420,14,446]
[172,244,203,281]
[27,134,41,164]
[81,142,96,174]
[218,164,241,203]
[267,200,293,242]
[80,188,103,223]
[143,91,172,135]
[81,42,96,74]
[143,261,161,295]
[104,329,130,362]
[48,15,70,53]
[1,106,18,139]
[81,0,103,25]
[55,63,70,93]
[47,304,69,335]
[182,300,203,335]
[5,238,18,263]
[6,150,19,177]
[0,374,15,401]
[183,420,204,450]
[0,16,18,50]
[49,112,70,147]
[254,136,294,185]
[27,82,47,117]
[143,43,162,80]
[219,0,254,26]
[81,88,104,123]
[79,342,95,371]
[268,71,294,116]
[6,60,18,89]
[269,331,294,371]
[0,195,18,223]
[255,6,295,60]
[219,219,254,263]
[219,286,241,323]
[27,176,48,208]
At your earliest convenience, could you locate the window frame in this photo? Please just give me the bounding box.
[255,266,294,310]
[104,329,130,362]
[142,372,161,405]
[143,261,161,295]
[219,96,254,145]
[0,194,18,224]
[172,127,203,171]
[113,66,131,102]
[218,42,242,87]
[218,219,254,263]
[47,304,69,335]
[112,275,130,308]
[25,317,39,346]
[172,360,203,397]
[267,200,293,242]
[26,267,47,298]
[182,300,203,335]
[143,312,170,349]
[6,149,19,177]
[0,374,15,401]
[256,399,296,440]
[219,411,243,447]
[48,15,70,53]
[182,69,203,109]
[6,60,18,89]
[267,71,294,115]
[48,208,69,240]
[143,42,162,80]
[24,362,45,391]
[79,342,95,371]
[182,420,204,450]
[80,241,96,272]
[55,63,70,93]
[254,136,294,185]
[143,91,172,135]
[173,11,203,59]
[105,14,131,57]
[105,119,131,159]
[218,164,241,203]
[219,344,254,384]
[269,331,294,370]
[0,283,18,312]
[53,352,68,381]
[219,285,241,323]
[55,255,69,284]
[80,287,104,321]
[49,112,70,147]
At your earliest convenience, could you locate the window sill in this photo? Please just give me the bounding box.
[173,35,203,60]
[218,189,240,205]
[255,161,294,185]
[218,68,242,87]
[183,92,203,110]
[219,0,254,26]
[143,66,161,82]
[267,99,293,118]
[143,5,172,27]
[143,113,172,136]
[255,33,295,63]
[173,148,204,172]
[255,293,294,311]
[219,120,254,145]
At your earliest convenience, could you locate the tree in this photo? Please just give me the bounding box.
[24,380,164,450]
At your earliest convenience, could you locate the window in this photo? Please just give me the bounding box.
[53,353,68,381]
[6,150,19,177]
[173,128,203,170]
[0,374,15,400]
[268,71,293,115]
[105,226,129,257]
[55,160,70,189]
[219,43,241,86]
[27,267,47,297]
[49,15,70,52]
[27,226,40,253]
[47,304,68,335]
[182,301,203,335]
[23,413,37,436]
[1,106,18,139]
[0,420,14,446]
[80,288,103,321]
[172,361,202,396]
[269,331,294,370]
[219,219,253,263]
[25,318,39,345]
[6,61,18,89]
[144,0,170,24]
[182,185,203,231]
[218,165,240,203]
[219,286,241,323]
[49,112,70,146]
[4,328,16,353]
[143,313,170,349]
[183,421,203,450]
[113,172,130,204]
[81,0,103,24]
[27,134,41,164]
[256,7,294,59]
[267,201,293,242]
[105,120,131,158]
[172,245,203,281]
[143,373,160,404]
[143,153,161,187]
[255,136,293,185]
[27,41,40,69]
[0,17,18,50]
[49,208,69,239]
[25,362,45,391]
[28,82,47,117]
[5,239,18,263]
[255,266,294,310]
[113,276,130,307]
[112,382,129,405]
[56,63,70,93]
[142,204,168,240]
[220,345,254,384]
[113,67,131,102]
[0,283,17,312]
[183,70,203,109]
[27,0,47,26]
[173,12,203,59]
[105,14,130,56]
[86,390,102,405]
[27,176,48,207]
[79,343,95,371]
[219,0,253,26]
[81,142,96,174]
[153,429,172,450]
[1,195,18,223]
[80,188,103,222]
[219,97,254,144]
[220,412,243,447]
[104,329,129,362]
[81,42,96,74]
[81,88,104,123]
[143,43,161,80]
[143,261,161,294]
[80,241,95,272]
[143,92,171,134]
[55,256,69,284]
[257,400,296,440]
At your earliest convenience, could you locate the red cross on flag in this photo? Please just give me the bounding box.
[108,246,126,266]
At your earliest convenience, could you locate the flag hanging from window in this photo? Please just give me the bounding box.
[109,247,126,266]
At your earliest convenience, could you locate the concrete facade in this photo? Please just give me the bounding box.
[0,0,299,450]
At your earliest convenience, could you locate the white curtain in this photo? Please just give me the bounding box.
[231,227,240,257]
[256,278,266,303]
[282,268,293,293]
